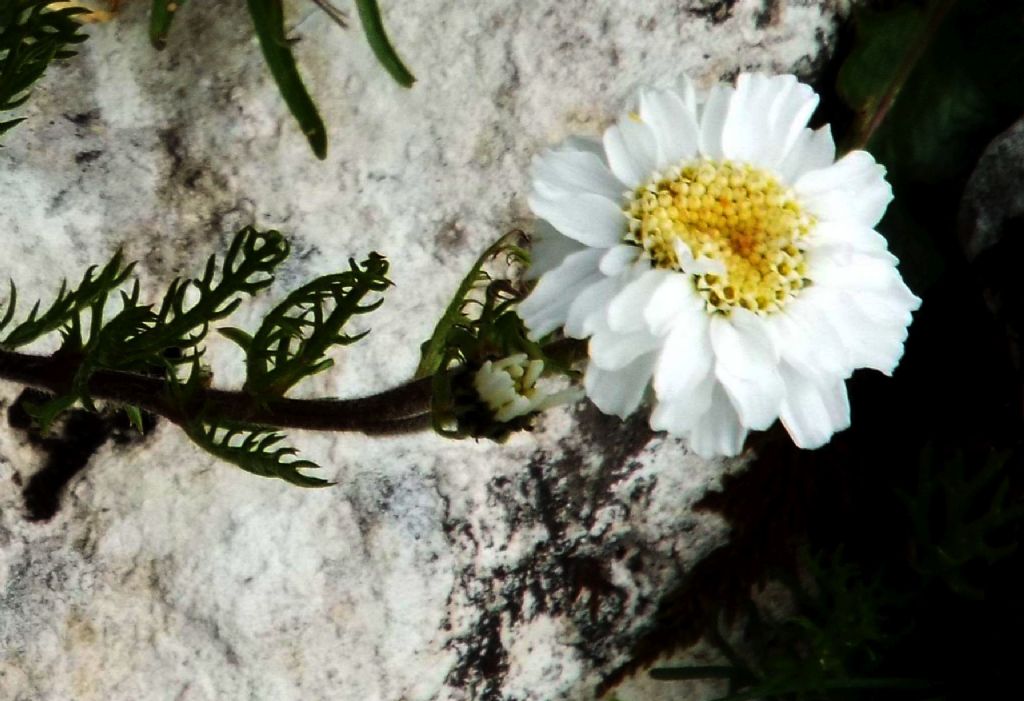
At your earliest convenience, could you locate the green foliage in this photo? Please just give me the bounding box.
[0,0,87,137]
[246,0,328,159]
[417,232,531,380]
[904,450,1024,599]
[0,226,389,486]
[225,253,391,397]
[652,550,928,701]
[353,0,415,87]
[151,0,414,159]
[416,231,569,439]
[114,227,289,373]
[838,0,1024,182]
[183,418,330,488]
[1,251,135,348]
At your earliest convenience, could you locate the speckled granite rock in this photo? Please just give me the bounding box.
[0,2,850,699]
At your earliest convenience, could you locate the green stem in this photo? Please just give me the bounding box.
[847,0,958,151]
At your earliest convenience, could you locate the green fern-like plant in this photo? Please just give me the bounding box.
[416,231,577,440]
[0,0,87,137]
[903,449,1024,599]
[224,252,391,397]
[651,549,929,701]
[0,226,396,486]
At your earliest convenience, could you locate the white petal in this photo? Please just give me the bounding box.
[518,248,603,339]
[603,116,661,188]
[607,268,671,333]
[526,220,585,280]
[722,73,783,164]
[644,273,701,336]
[564,275,622,338]
[810,248,910,294]
[589,328,663,370]
[765,296,851,381]
[778,125,836,184]
[531,147,626,202]
[719,72,818,167]
[802,286,911,376]
[803,220,890,257]
[638,87,700,166]
[584,352,657,418]
[710,309,784,430]
[673,74,699,116]
[559,135,606,159]
[779,364,851,449]
[766,78,819,165]
[687,382,748,458]
[599,244,641,276]
[528,191,627,248]
[653,307,712,400]
[675,239,725,275]
[698,83,733,160]
[795,151,892,227]
[650,373,714,435]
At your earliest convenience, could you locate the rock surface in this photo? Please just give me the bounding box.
[0,1,850,699]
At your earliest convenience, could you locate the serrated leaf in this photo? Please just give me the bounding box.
[1,250,134,348]
[244,253,390,397]
[183,419,331,488]
[416,232,528,379]
[353,0,415,87]
[0,1,88,139]
[113,227,289,372]
[246,0,328,159]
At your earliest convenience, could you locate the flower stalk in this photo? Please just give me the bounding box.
[0,347,433,434]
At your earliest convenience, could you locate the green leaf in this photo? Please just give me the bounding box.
[0,1,88,138]
[1,250,134,349]
[838,0,1024,181]
[124,405,146,433]
[183,418,331,488]
[218,326,254,352]
[353,0,415,87]
[245,253,391,397]
[149,0,188,49]
[113,227,290,372]
[24,392,78,434]
[416,232,528,379]
[246,0,328,159]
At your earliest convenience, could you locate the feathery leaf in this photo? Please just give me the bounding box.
[0,1,88,138]
[244,252,391,397]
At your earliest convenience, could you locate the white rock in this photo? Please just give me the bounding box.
[0,1,849,699]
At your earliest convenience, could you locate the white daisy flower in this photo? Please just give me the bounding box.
[517,72,922,458]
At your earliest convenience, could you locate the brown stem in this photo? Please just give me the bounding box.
[847,0,958,151]
[0,349,432,434]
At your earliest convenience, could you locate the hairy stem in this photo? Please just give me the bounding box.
[0,348,432,434]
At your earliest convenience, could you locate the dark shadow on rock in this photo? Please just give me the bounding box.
[8,389,158,522]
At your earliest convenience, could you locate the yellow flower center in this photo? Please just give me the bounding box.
[625,159,814,315]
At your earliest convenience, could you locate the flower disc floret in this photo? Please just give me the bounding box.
[626,159,814,314]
